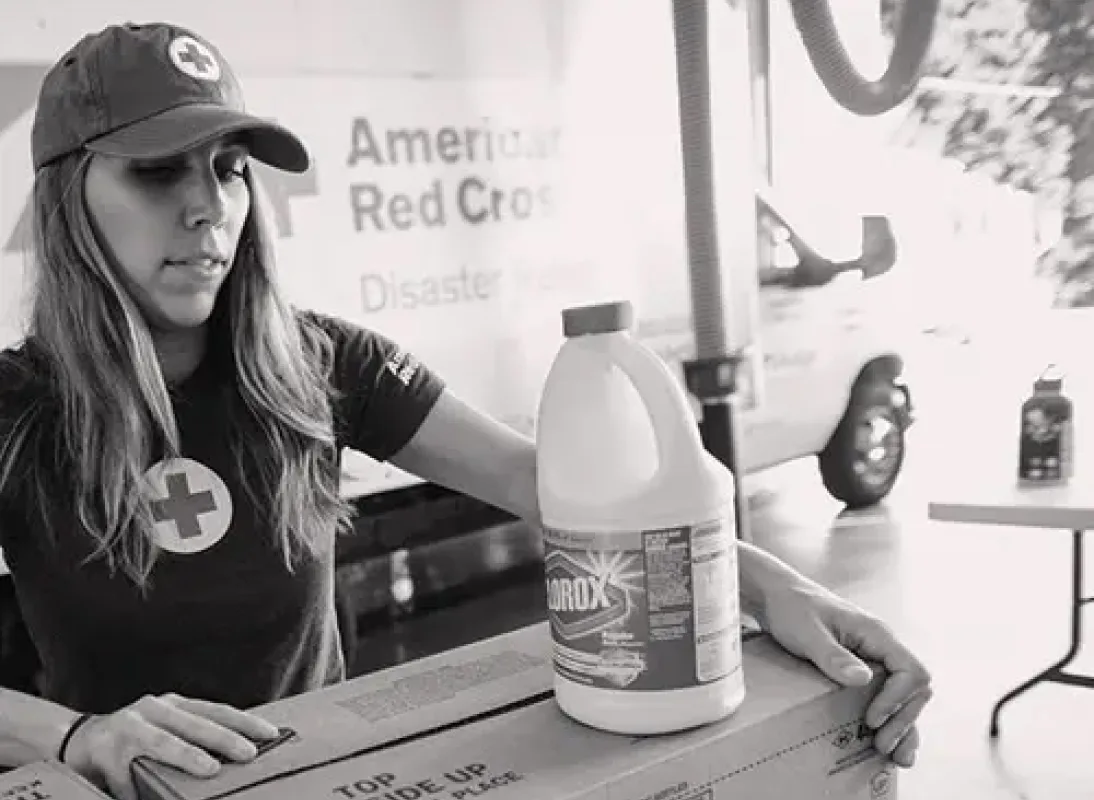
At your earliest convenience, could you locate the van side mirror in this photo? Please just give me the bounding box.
[856,215,898,279]
[805,214,898,284]
[756,196,898,288]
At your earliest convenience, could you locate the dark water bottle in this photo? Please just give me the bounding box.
[1018,365,1074,484]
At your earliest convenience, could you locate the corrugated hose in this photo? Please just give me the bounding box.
[672,0,939,363]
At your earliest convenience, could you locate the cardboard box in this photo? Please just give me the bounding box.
[134,623,898,800]
[0,760,110,799]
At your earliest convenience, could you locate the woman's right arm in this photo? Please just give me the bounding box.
[0,688,282,800]
[0,686,80,765]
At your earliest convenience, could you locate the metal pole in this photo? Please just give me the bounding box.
[672,0,756,543]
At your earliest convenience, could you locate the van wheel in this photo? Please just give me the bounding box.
[818,378,906,508]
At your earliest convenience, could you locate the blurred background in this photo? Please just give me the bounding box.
[3,1,1094,796]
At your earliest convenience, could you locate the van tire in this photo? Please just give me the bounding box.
[818,377,906,508]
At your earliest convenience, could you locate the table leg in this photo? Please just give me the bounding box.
[990,529,1094,738]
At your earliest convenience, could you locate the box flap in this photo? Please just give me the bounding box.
[133,623,555,800]
[0,760,110,798]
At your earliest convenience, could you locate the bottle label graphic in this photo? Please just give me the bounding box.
[544,517,739,691]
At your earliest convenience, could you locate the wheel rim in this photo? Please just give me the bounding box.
[851,405,903,487]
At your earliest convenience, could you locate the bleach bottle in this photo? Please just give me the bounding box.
[536,300,745,735]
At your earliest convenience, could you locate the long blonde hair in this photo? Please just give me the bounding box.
[0,150,355,589]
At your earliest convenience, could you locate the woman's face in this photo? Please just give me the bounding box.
[83,136,252,332]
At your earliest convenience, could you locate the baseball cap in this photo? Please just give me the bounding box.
[31,22,310,173]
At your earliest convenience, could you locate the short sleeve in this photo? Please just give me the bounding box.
[300,311,445,462]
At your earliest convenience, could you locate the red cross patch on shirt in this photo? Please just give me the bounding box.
[144,457,233,554]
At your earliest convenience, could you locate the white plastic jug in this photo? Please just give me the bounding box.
[536,300,745,735]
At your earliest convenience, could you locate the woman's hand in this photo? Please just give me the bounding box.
[63,693,282,800]
[759,579,933,769]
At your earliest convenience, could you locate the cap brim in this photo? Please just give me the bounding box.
[85,103,310,173]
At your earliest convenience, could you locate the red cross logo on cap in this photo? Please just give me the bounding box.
[144,457,233,554]
[168,35,221,82]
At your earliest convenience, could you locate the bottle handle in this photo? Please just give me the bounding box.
[604,335,705,489]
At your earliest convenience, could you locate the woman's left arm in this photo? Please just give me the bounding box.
[390,391,540,524]
[390,390,931,768]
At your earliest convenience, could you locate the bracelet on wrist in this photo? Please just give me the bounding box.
[57,712,96,764]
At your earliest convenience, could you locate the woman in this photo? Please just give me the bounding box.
[0,21,930,799]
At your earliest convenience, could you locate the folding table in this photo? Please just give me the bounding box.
[929,471,1094,737]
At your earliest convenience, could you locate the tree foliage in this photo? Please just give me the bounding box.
[884,0,1094,305]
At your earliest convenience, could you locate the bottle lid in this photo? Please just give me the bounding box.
[1035,364,1065,392]
[562,300,635,338]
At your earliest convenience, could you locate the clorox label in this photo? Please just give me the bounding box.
[546,551,630,639]
[543,518,740,691]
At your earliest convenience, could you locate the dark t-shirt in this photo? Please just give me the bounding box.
[0,311,443,713]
